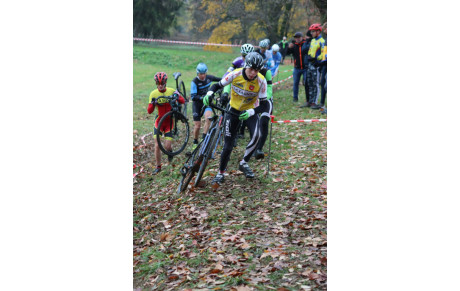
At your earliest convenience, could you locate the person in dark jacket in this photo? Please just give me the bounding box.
[299,30,313,107]
[286,32,308,103]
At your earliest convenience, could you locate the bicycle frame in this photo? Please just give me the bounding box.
[198,115,220,156]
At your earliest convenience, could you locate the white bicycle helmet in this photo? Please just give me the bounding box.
[259,39,269,48]
[272,44,280,52]
[240,43,255,55]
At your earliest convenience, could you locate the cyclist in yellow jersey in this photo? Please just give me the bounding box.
[147,72,185,175]
[203,52,269,185]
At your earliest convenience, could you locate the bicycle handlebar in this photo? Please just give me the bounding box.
[201,95,239,117]
[151,94,179,105]
[173,72,181,80]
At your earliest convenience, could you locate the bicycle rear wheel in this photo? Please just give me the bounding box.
[157,111,190,156]
[194,126,218,187]
[177,142,203,193]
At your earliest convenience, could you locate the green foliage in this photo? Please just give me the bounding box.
[133,0,183,37]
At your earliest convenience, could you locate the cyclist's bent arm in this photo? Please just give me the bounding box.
[209,82,224,94]
[265,70,273,100]
[212,69,238,91]
[223,84,231,95]
[254,99,269,115]
[251,76,268,114]
[174,90,185,104]
[210,75,222,83]
[147,103,155,114]
[190,81,200,101]
[148,91,156,114]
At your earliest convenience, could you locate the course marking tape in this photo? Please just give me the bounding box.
[133,164,144,178]
[270,115,326,123]
[140,132,152,145]
[273,75,293,86]
[133,38,240,47]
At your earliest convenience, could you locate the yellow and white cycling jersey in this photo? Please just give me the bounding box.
[220,68,267,111]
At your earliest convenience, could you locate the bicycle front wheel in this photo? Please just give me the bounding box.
[157,111,190,156]
[194,127,218,187]
[177,142,203,193]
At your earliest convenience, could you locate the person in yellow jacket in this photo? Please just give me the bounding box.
[305,23,326,108]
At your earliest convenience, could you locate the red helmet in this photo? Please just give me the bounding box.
[309,23,322,32]
[154,72,168,85]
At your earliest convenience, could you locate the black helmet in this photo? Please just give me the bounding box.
[244,52,264,71]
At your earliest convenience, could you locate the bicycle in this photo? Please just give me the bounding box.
[173,72,188,118]
[193,91,239,188]
[155,95,190,156]
[176,90,238,193]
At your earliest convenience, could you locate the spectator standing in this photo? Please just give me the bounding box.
[278,36,289,64]
[299,30,313,107]
[286,32,307,103]
[305,23,326,108]
[311,39,327,110]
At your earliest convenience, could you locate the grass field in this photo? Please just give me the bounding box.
[133,42,327,290]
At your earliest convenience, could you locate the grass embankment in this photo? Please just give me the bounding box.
[133,43,327,290]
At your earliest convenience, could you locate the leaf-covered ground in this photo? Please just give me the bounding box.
[133,44,327,290]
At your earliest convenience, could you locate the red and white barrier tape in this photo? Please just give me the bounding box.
[273,75,293,86]
[133,38,240,47]
[133,164,144,178]
[270,115,326,123]
[140,132,152,145]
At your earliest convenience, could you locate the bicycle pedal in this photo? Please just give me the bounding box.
[185,152,192,157]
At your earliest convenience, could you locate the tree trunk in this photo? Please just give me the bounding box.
[311,0,327,22]
[279,0,294,38]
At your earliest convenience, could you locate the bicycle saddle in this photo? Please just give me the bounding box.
[173,72,181,80]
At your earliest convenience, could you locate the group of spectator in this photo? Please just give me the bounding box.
[281,23,327,113]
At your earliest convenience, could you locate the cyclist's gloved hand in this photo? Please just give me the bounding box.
[221,92,229,105]
[203,91,214,106]
[156,97,167,104]
[150,98,156,104]
[239,109,255,121]
[172,93,179,103]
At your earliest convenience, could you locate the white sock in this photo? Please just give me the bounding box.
[239,160,247,165]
